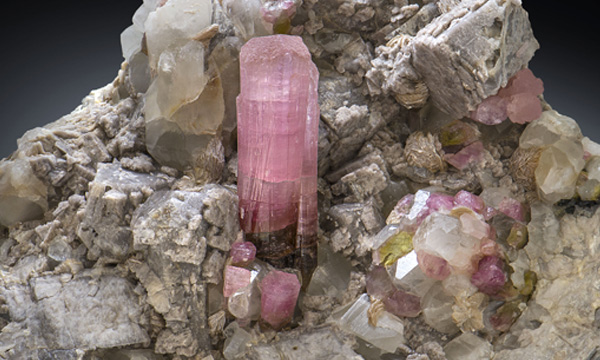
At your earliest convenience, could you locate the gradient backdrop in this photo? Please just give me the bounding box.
[1,1,598,159]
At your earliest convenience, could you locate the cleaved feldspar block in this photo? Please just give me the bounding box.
[411,0,538,118]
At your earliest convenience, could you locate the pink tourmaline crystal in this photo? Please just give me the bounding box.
[366,265,395,299]
[471,68,544,126]
[230,241,257,266]
[223,265,252,297]
[260,270,301,329]
[505,93,542,124]
[453,190,485,214]
[237,35,319,279]
[497,68,544,98]
[470,256,506,295]
[469,96,507,125]
[383,289,421,318]
[445,141,485,170]
[498,197,527,222]
[416,251,451,281]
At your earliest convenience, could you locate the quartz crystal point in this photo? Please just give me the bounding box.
[237,35,319,281]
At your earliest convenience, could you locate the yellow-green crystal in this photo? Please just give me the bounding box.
[378,231,413,266]
[506,222,528,249]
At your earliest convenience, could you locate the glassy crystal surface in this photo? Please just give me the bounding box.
[443,332,493,360]
[337,294,405,354]
[237,35,319,280]
[260,270,301,329]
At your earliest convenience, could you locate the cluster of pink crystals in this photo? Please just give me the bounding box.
[386,189,523,296]
[222,245,301,330]
[470,68,544,125]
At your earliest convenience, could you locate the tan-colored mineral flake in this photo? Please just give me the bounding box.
[1,0,599,359]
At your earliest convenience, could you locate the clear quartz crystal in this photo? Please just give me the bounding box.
[223,322,253,360]
[337,294,405,354]
[421,284,459,334]
[390,251,437,297]
[443,332,493,360]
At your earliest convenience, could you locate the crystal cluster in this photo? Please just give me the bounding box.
[470,69,544,125]
[121,0,226,181]
[368,188,535,334]
[222,240,301,330]
[237,35,319,280]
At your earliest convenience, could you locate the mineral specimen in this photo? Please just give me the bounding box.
[2,0,600,359]
[237,35,319,280]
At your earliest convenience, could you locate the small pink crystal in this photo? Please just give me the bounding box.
[445,141,486,170]
[453,190,485,214]
[506,93,542,124]
[383,289,421,318]
[498,197,526,222]
[223,265,252,297]
[470,95,507,125]
[470,256,506,295]
[426,193,455,213]
[230,241,257,266]
[480,238,500,257]
[366,265,395,299]
[260,270,301,329]
[483,206,498,221]
[459,212,490,240]
[497,68,544,98]
[417,251,451,280]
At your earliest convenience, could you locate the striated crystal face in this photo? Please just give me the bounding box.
[237,35,319,279]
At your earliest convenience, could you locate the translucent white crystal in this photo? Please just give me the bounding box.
[0,158,48,227]
[306,243,352,298]
[421,284,459,334]
[442,274,477,298]
[145,41,208,121]
[390,251,436,297]
[582,137,600,158]
[337,294,405,353]
[368,224,401,252]
[145,0,213,70]
[223,322,253,360]
[413,212,481,274]
[443,332,493,360]
[535,139,585,203]
[519,110,582,149]
[120,25,144,61]
[221,0,270,41]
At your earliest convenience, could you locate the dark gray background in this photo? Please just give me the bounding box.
[0,1,598,159]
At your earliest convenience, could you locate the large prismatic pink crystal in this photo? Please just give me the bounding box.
[237,35,319,279]
[260,270,301,329]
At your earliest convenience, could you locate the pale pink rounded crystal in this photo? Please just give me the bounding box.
[223,265,252,297]
[260,270,301,329]
[383,289,421,318]
[230,241,257,265]
[453,190,485,214]
[366,265,395,299]
[470,256,506,295]
[498,68,544,98]
[426,193,455,213]
[417,251,451,280]
[506,93,542,124]
[498,197,526,222]
[470,95,507,125]
[445,141,485,170]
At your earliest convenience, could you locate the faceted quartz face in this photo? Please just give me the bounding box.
[237,35,319,280]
